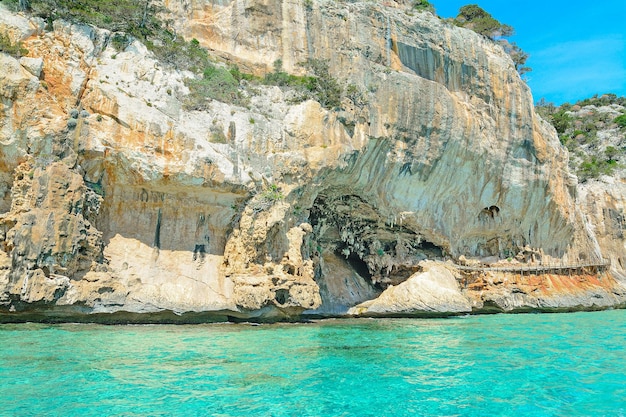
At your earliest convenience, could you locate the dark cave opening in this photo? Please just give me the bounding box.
[193,244,206,261]
[419,240,444,258]
[275,289,290,305]
[342,251,373,280]
[309,193,448,288]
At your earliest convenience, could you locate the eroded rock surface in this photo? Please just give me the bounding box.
[348,261,472,316]
[1,1,625,321]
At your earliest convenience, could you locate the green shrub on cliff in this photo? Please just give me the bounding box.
[184,64,247,110]
[536,94,626,182]
[578,156,617,182]
[0,32,29,58]
[263,59,316,91]
[9,0,349,111]
[17,0,203,71]
[550,109,573,134]
[229,65,259,83]
[110,33,130,52]
[261,59,343,110]
[412,0,434,13]
[454,5,513,39]
[0,0,13,9]
[27,0,164,39]
[152,36,221,74]
[577,93,626,107]
[453,4,531,76]
[304,59,343,109]
[251,184,285,213]
[0,0,34,11]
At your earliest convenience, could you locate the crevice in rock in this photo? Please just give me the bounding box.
[153,207,162,249]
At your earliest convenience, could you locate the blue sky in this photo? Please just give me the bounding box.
[433,1,626,104]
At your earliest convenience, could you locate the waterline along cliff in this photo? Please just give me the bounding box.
[1,0,625,322]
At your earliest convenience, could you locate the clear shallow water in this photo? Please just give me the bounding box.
[0,311,625,417]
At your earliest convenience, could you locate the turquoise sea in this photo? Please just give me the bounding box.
[1,310,625,417]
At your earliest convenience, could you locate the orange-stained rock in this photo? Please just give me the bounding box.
[0,1,625,320]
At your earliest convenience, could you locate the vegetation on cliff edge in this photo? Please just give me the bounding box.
[0,0,352,111]
[452,4,531,76]
[412,0,435,13]
[2,0,528,110]
[537,94,626,182]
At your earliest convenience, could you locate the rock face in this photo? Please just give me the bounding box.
[1,1,625,321]
[348,261,472,316]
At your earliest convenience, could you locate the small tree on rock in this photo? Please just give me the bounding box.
[454,4,531,76]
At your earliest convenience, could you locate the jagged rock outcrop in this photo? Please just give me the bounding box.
[1,0,625,322]
[222,202,321,317]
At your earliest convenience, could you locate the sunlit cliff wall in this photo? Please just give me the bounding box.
[0,0,623,320]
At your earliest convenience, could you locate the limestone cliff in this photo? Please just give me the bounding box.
[0,0,624,322]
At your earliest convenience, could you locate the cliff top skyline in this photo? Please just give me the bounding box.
[436,0,626,105]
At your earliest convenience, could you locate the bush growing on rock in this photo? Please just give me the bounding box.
[454,4,530,75]
[251,184,285,213]
[110,33,130,52]
[578,156,617,182]
[578,93,626,107]
[13,0,349,112]
[263,59,316,91]
[21,0,206,74]
[454,4,513,39]
[184,64,247,110]
[259,59,346,110]
[304,59,343,109]
[0,32,29,58]
[537,94,626,182]
[550,109,572,134]
[229,65,259,83]
[155,37,212,73]
[412,0,434,13]
[27,0,165,40]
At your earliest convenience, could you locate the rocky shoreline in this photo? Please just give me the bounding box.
[3,258,624,324]
[2,1,626,321]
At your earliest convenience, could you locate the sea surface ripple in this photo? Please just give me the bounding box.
[1,310,625,416]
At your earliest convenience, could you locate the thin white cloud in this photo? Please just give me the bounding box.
[532,36,623,64]
[527,35,625,103]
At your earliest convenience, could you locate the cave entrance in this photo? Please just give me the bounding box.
[478,205,501,221]
[274,289,290,305]
[309,193,445,288]
[419,240,444,258]
[342,251,372,280]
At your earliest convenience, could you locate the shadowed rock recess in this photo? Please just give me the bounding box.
[1,0,625,322]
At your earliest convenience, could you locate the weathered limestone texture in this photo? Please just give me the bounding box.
[1,0,625,321]
[348,261,472,316]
